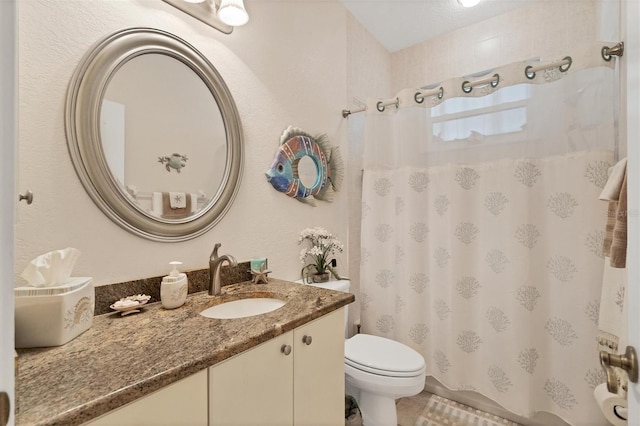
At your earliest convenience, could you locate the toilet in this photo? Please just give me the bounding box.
[298,278,426,426]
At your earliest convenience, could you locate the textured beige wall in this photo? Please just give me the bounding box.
[16,0,348,286]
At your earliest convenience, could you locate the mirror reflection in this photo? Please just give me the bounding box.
[100,54,227,220]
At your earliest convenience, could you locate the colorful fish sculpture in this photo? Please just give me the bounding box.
[266,126,343,206]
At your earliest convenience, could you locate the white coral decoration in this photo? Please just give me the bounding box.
[298,227,344,278]
[113,294,150,308]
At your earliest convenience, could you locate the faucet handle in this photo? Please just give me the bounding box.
[211,243,222,261]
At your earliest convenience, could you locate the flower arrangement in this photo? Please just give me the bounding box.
[299,227,344,283]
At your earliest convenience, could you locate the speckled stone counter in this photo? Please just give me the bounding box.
[15,279,354,426]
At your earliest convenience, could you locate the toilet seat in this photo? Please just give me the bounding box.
[345,334,425,378]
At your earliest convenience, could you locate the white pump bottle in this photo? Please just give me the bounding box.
[160,261,188,309]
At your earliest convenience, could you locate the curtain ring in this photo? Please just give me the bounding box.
[602,46,612,62]
[376,101,385,112]
[461,81,472,93]
[559,56,572,72]
[414,91,424,104]
[524,65,536,80]
[437,86,444,99]
[490,73,500,88]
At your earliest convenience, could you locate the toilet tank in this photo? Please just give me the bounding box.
[295,278,351,338]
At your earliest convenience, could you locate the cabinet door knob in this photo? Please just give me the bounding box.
[281,344,291,356]
[18,190,33,205]
[302,335,312,345]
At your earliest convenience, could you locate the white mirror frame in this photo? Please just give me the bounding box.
[65,27,243,242]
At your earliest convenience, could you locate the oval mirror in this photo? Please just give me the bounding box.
[65,28,243,241]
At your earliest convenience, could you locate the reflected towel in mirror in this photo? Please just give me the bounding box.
[161,192,192,219]
[169,192,187,209]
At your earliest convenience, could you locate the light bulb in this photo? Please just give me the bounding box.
[218,0,249,26]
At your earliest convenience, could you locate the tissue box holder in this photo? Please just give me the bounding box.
[15,277,94,348]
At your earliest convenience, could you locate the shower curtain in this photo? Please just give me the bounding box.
[359,65,615,425]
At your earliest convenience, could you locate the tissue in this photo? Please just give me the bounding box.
[594,383,627,426]
[20,247,81,288]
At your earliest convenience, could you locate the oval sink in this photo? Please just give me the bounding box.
[200,297,286,319]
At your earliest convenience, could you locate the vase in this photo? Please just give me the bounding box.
[311,272,330,283]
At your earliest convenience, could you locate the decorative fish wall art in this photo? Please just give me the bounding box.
[158,153,188,173]
[266,126,343,206]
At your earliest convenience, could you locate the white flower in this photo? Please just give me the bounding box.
[308,246,323,256]
[299,248,308,262]
[298,227,344,277]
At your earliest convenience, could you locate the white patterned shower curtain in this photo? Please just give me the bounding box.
[359,66,616,425]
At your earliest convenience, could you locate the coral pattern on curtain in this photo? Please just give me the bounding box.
[359,66,616,426]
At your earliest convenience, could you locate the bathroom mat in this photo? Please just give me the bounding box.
[415,394,521,426]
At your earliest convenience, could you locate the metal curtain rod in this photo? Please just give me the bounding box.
[342,106,365,118]
[524,56,572,80]
[602,42,624,61]
[414,86,444,104]
[341,42,624,118]
[461,73,500,93]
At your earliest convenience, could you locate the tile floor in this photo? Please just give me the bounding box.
[396,390,435,425]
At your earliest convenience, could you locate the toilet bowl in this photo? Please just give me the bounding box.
[297,278,426,426]
[345,333,426,425]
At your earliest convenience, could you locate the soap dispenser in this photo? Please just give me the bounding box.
[160,261,188,309]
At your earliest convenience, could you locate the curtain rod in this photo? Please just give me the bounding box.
[342,42,623,118]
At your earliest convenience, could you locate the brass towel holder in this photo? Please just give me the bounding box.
[600,346,639,393]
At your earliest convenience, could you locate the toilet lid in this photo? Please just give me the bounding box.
[345,334,425,377]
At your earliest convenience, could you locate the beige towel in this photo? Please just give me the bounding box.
[599,158,627,201]
[610,173,627,268]
[161,192,192,219]
[603,201,615,255]
[603,173,627,268]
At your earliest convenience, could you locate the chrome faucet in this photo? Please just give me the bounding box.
[209,243,238,296]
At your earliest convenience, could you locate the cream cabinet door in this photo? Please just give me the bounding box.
[293,308,345,426]
[86,369,208,426]
[209,331,294,426]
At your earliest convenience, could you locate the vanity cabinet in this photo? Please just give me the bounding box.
[82,308,344,426]
[209,308,345,426]
[85,369,208,426]
[292,308,345,425]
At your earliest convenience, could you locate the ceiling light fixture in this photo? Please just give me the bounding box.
[458,0,481,7]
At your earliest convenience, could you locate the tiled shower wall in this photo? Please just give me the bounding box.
[391,0,605,92]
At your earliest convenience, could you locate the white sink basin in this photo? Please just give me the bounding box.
[200,297,286,319]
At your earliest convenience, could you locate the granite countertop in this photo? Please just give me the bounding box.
[15,279,354,426]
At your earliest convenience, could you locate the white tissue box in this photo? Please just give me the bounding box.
[15,277,94,348]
